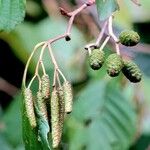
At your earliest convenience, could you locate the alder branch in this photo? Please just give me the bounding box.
[0,78,18,96]
[131,0,141,6]
[47,1,95,44]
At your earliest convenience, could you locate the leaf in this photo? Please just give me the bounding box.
[22,89,42,150]
[2,94,23,147]
[96,0,119,21]
[0,0,26,31]
[34,106,51,150]
[65,80,137,150]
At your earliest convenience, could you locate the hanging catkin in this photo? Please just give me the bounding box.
[63,81,73,114]
[57,87,65,139]
[51,88,61,148]
[23,88,36,128]
[36,91,48,120]
[41,74,50,99]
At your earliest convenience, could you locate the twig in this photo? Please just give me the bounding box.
[108,16,120,55]
[131,0,141,6]
[22,42,45,88]
[0,78,18,96]
[47,2,95,44]
[47,44,67,82]
[99,36,110,51]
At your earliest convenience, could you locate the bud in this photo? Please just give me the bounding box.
[36,91,48,120]
[119,30,140,46]
[106,54,123,77]
[63,81,73,114]
[41,74,50,99]
[23,88,36,128]
[51,89,60,148]
[89,49,105,70]
[122,60,142,83]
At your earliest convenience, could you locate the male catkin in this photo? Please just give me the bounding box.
[58,87,65,138]
[51,89,60,148]
[41,74,50,99]
[23,88,36,128]
[36,91,48,120]
[63,81,73,114]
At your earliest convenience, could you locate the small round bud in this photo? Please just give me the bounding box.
[122,60,142,83]
[89,49,105,70]
[106,54,123,77]
[119,30,140,46]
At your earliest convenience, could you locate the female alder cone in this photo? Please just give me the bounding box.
[63,81,73,114]
[41,74,50,99]
[119,30,140,46]
[23,88,36,128]
[89,49,105,70]
[106,54,123,77]
[122,60,142,83]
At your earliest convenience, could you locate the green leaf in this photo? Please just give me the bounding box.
[22,90,42,150]
[34,106,51,150]
[65,80,137,150]
[0,0,26,31]
[96,0,119,20]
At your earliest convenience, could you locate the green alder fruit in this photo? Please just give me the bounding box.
[122,60,142,83]
[119,30,140,46]
[106,54,123,77]
[89,49,105,70]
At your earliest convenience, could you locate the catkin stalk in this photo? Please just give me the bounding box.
[63,81,73,114]
[23,88,36,128]
[51,88,60,148]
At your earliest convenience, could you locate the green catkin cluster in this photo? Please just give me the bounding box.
[41,74,50,99]
[23,88,36,128]
[106,54,123,77]
[122,60,142,83]
[119,30,140,46]
[51,89,61,148]
[36,91,48,120]
[63,81,73,114]
[89,49,105,70]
